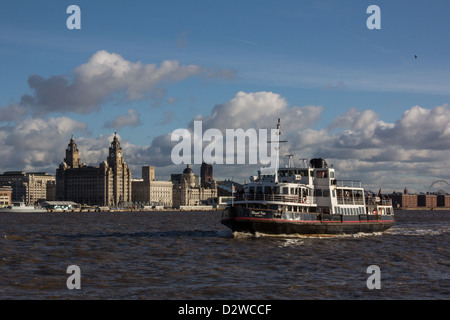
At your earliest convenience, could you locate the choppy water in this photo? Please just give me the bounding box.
[0,210,448,300]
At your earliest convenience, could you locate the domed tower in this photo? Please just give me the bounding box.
[182,164,196,188]
[64,135,81,168]
[107,132,124,168]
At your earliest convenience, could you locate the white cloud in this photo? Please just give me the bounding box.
[3,50,235,118]
[380,104,450,150]
[0,103,28,122]
[193,91,323,132]
[104,109,141,130]
[0,117,87,171]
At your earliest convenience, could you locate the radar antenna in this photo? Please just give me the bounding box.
[285,154,294,168]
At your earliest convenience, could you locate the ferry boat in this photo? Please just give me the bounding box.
[221,120,395,235]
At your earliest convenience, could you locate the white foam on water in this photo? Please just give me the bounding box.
[387,226,449,236]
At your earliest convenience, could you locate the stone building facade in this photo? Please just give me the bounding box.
[0,186,12,206]
[0,171,55,204]
[132,166,173,207]
[56,135,132,206]
[172,164,217,208]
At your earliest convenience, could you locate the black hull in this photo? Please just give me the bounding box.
[222,218,394,235]
[221,207,395,235]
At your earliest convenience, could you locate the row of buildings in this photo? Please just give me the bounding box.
[0,135,217,209]
[0,172,55,205]
[391,189,450,209]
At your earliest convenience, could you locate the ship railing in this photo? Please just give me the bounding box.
[336,180,362,188]
[235,193,315,205]
[366,197,392,206]
[336,196,365,205]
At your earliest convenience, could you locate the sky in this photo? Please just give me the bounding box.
[0,0,449,193]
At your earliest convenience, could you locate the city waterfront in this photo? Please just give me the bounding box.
[0,210,448,300]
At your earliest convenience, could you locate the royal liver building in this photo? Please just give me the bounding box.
[56,134,132,206]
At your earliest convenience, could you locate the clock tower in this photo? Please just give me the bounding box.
[107,132,124,167]
[106,133,132,206]
[64,135,81,168]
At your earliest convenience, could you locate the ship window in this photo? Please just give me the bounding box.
[282,187,289,194]
[317,170,328,178]
[332,190,336,197]
[264,186,273,194]
[335,207,340,214]
[299,170,308,177]
[315,189,322,197]
[323,190,330,197]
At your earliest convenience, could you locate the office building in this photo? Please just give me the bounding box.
[172,164,217,208]
[132,166,173,207]
[0,186,12,206]
[0,171,55,204]
[56,134,132,206]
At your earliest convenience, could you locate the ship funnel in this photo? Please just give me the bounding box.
[310,158,328,169]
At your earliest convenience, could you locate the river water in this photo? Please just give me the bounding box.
[0,210,448,300]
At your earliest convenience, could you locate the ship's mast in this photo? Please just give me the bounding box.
[270,118,286,184]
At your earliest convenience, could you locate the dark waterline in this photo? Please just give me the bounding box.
[0,210,449,299]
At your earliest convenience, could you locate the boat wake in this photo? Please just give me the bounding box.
[232,231,384,240]
[386,226,448,236]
